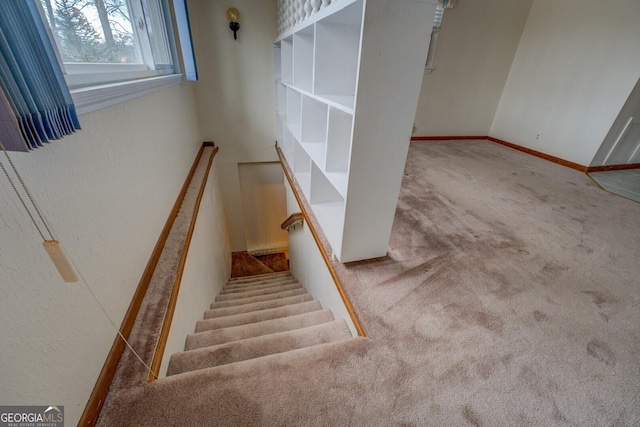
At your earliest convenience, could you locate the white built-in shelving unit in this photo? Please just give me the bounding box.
[275,0,437,262]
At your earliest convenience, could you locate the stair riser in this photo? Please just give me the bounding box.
[185,310,335,350]
[206,294,313,319]
[209,289,308,309]
[220,278,299,294]
[215,284,302,302]
[227,271,291,284]
[195,301,322,332]
[168,320,352,376]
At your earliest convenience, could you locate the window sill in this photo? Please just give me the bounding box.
[71,74,184,116]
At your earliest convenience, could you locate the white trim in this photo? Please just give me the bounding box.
[71,74,184,115]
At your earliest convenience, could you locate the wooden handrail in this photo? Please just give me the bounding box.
[148,144,219,381]
[281,212,304,230]
[276,145,366,337]
[79,142,216,426]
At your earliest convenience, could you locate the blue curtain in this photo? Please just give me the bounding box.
[0,0,80,151]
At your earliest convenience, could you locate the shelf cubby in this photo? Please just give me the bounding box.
[276,83,287,115]
[281,125,294,164]
[280,36,293,84]
[326,107,352,173]
[313,0,363,110]
[301,95,328,169]
[310,163,345,257]
[293,26,314,93]
[273,45,281,81]
[286,88,302,140]
[294,141,312,200]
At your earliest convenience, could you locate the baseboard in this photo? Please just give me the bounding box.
[78,142,215,426]
[586,163,640,173]
[411,135,589,172]
[411,135,487,141]
[487,137,587,172]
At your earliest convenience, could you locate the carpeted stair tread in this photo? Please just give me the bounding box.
[167,320,352,376]
[209,288,308,309]
[225,274,294,288]
[185,309,336,350]
[206,294,313,318]
[220,278,299,294]
[215,283,302,302]
[227,271,292,284]
[222,277,297,291]
[195,300,322,332]
[159,337,365,385]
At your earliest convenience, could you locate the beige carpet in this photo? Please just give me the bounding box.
[98,140,640,426]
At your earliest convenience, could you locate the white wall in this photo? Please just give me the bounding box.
[238,163,288,253]
[189,0,279,251]
[160,158,231,377]
[414,0,533,136]
[0,83,201,425]
[284,181,357,336]
[490,0,640,166]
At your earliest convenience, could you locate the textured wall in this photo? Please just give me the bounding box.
[414,0,533,136]
[0,83,201,425]
[490,0,640,166]
[160,158,231,377]
[189,0,279,251]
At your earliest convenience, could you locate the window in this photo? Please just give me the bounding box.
[39,0,175,89]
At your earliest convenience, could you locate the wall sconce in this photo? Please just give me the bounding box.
[226,7,241,40]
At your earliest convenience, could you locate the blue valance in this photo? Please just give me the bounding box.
[0,0,80,151]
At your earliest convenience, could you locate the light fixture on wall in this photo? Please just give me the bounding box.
[226,7,241,40]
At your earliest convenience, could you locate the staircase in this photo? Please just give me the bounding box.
[166,271,352,377]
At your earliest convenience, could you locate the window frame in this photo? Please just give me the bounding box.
[38,0,185,115]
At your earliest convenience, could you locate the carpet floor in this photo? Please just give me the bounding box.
[97,140,640,426]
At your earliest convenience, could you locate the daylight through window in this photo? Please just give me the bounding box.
[40,0,174,88]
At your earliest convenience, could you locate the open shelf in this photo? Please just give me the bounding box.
[281,124,295,166]
[310,163,345,257]
[280,37,293,84]
[273,45,281,80]
[286,88,302,140]
[326,107,352,173]
[276,82,287,114]
[313,0,363,109]
[324,170,348,198]
[275,0,438,262]
[293,26,314,93]
[301,95,328,169]
[294,141,311,200]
